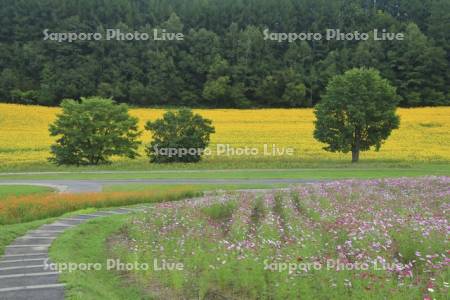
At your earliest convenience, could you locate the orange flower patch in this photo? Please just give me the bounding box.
[0,187,199,225]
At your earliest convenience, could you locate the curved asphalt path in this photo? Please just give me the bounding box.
[0,179,317,193]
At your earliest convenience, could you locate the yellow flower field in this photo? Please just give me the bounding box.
[0,103,449,165]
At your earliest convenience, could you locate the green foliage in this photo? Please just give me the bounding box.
[202,201,237,221]
[390,228,447,274]
[145,108,215,163]
[273,193,284,216]
[250,197,266,225]
[290,191,305,214]
[386,23,449,106]
[282,82,307,107]
[49,97,141,165]
[10,89,39,104]
[202,76,231,106]
[314,68,400,162]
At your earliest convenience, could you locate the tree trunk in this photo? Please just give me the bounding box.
[351,149,359,163]
[352,132,361,163]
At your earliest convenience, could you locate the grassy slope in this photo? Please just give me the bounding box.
[1,164,449,180]
[49,215,146,300]
[0,185,54,199]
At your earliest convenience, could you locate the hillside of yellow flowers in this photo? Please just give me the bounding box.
[0,103,449,165]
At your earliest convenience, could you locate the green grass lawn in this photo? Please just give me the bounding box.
[1,157,448,172]
[1,163,449,181]
[49,215,146,300]
[0,185,54,199]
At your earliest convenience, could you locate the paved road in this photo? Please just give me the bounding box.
[0,179,317,193]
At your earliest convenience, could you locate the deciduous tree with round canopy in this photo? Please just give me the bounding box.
[145,108,215,163]
[49,97,141,165]
[313,68,400,162]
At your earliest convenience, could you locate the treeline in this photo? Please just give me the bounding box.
[0,0,449,108]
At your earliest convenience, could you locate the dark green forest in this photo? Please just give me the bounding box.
[0,0,449,108]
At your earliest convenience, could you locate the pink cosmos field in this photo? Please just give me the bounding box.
[114,176,449,299]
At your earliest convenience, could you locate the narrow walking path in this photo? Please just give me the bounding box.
[0,205,152,300]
